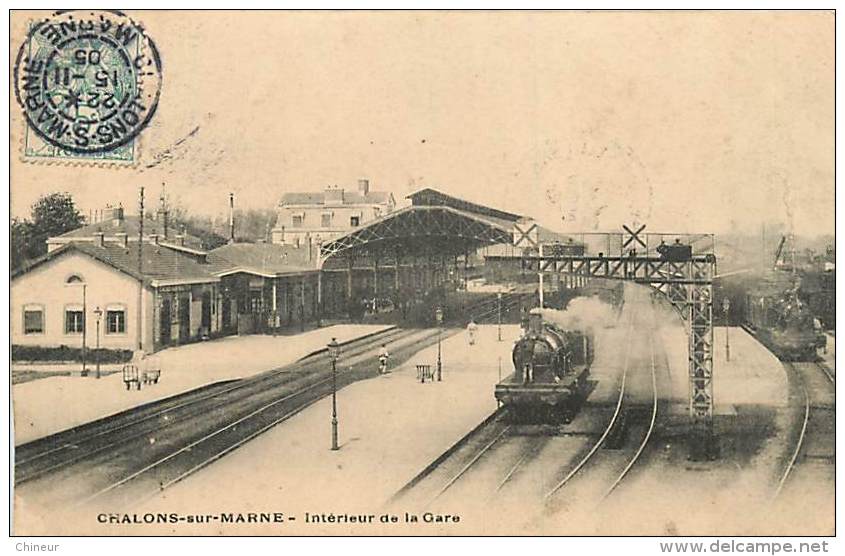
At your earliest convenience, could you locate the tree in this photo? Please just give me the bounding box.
[28,193,85,250]
[10,218,34,270]
[10,192,85,269]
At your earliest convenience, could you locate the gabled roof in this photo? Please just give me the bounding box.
[50,215,204,249]
[280,191,394,206]
[406,188,524,223]
[11,242,219,285]
[207,242,317,277]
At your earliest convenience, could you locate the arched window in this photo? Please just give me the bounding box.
[66,274,84,284]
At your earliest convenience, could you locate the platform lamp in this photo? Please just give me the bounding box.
[328,337,341,451]
[65,280,88,377]
[722,298,731,362]
[435,306,444,381]
[497,291,503,342]
[93,306,103,379]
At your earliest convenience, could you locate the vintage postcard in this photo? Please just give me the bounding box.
[8,9,835,538]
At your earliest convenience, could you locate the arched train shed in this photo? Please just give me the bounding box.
[317,189,520,311]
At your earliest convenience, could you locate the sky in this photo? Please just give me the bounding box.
[10,10,834,236]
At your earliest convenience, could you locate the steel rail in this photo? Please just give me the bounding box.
[16,326,405,466]
[72,330,440,510]
[15,327,410,480]
[495,437,544,492]
[773,361,834,499]
[68,295,515,508]
[18,293,517,480]
[543,308,637,500]
[429,425,512,503]
[602,331,659,499]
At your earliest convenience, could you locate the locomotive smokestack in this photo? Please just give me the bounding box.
[528,309,543,334]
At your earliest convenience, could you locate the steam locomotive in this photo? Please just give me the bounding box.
[495,310,593,423]
[745,276,825,361]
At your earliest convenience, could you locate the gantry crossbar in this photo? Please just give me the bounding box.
[521,251,717,458]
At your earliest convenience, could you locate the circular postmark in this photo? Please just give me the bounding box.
[13,10,162,155]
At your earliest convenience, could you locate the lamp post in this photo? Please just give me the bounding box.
[328,337,340,451]
[497,291,503,342]
[722,298,731,362]
[73,282,87,377]
[93,306,103,379]
[435,306,443,381]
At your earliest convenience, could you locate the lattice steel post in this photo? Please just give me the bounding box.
[687,260,718,460]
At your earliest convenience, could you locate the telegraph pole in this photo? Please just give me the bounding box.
[137,186,145,351]
[723,298,731,362]
[538,244,545,308]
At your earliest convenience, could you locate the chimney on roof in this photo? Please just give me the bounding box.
[102,205,124,225]
[228,192,235,244]
[358,178,370,196]
[115,232,129,248]
[149,233,159,246]
[324,185,344,204]
[93,231,105,247]
[175,234,185,246]
[306,233,312,262]
[157,187,169,238]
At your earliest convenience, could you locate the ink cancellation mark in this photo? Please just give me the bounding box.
[13,10,162,164]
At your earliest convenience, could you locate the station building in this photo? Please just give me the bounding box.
[13,186,529,356]
[207,242,322,335]
[12,235,324,355]
[12,234,221,354]
[270,178,395,247]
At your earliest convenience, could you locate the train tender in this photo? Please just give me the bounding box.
[496,310,594,423]
[745,275,825,361]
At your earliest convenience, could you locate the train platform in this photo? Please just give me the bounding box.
[12,324,393,446]
[821,332,835,373]
[660,324,788,413]
[132,324,522,535]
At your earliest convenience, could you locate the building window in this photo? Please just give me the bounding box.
[350,216,360,227]
[106,308,126,334]
[65,309,85,334]
[292,215,303,228]
[321,213,332,227]
[23,306,44,334]
[66,274,84,283]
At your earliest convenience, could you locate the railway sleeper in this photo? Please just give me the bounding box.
[603,412,630,450]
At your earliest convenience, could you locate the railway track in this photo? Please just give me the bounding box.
[15,326,410,484]
[773,361,835,500]
[601,334,659,500]
[16,292,527,511]
[389,408,512,507]
[540,307,651,506]
[392,290,665,512]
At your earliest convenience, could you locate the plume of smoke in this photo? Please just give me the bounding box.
[538,296,617,332]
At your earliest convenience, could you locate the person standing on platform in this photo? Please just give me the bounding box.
[467,319,478,346]
[378,344,390,374]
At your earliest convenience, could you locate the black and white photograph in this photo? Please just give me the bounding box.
[7,7,837,540]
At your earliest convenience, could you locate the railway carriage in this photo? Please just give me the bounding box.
[543,241,586,257]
